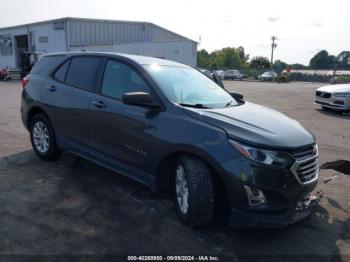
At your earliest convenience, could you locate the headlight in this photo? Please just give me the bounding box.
[333,92,350,98]
[229,140,294,168]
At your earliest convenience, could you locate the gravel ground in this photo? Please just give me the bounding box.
[0,80,349,260]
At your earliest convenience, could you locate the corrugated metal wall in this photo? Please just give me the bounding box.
[30,23,66,53]
[0,22,67,69]
[0,27,27,69]
[68,20,187,46]
[67,19,197,66]
[70,40,197,66]
[0,18,197,69]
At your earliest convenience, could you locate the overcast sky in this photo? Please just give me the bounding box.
[0,0,349,64]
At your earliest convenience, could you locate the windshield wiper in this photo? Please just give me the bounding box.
[179,103,210,109]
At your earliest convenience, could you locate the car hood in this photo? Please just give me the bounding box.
[317,84,350,93]
[183,102,315,150]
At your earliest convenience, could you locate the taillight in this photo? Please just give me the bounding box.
[21,77,29,88]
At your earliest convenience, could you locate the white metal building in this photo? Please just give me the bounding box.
[0,17,198,70]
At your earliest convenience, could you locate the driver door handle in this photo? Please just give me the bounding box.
[91,100,106,108]
[46,85,56,92]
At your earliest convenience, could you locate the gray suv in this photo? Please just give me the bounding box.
[21,52,319,228]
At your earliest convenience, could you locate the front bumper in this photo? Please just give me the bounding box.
[314,97,350,111]
[220,151,319,228]
[230,193,321,228]
[259,77,273,81]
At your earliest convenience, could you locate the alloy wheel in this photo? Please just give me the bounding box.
[32,121,50,153]
[175,164,189,215]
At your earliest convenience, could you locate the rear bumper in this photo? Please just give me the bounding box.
[21,93,29,130]
[230,193,320,228]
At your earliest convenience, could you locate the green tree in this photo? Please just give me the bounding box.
[210,50,224,69]
[336,51,350,69]
[273,60,288,73]
[221,47,244,69]
[290,63,307,70]
[249,56,271,70]
[237,46,250,64]
[197,49,211,68]
[309,50,335,69]
[197,47,250,70]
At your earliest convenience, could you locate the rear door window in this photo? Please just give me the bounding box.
[54,60,70,82]
[30,55,65,74]
[65,57,101,91]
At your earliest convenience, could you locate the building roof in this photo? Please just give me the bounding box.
[0,17,197,43]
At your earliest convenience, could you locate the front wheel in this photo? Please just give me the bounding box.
[30,114,62,161]
[174,155,215,227]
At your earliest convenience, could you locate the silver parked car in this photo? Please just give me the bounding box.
[223,70,243,80]
[213,70,225,80]
[198,68,212,77]
[258,71,277,81]
[315,84,350,111]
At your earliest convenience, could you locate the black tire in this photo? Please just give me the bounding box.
[29,114,62,161]
[174,155,215,227]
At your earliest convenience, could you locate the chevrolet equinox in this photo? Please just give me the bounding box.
[21,52,319,228]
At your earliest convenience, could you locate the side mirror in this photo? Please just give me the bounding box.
[230,92,244,101]
[122,92,159,109]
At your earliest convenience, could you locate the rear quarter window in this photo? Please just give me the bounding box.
[30,55,65,74]
[54,60,70,82]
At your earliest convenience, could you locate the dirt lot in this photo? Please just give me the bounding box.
[0,80,349,260]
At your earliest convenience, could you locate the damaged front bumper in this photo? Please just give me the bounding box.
[230,192,322,229]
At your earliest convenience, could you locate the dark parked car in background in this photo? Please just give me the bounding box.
[21,52,319,228]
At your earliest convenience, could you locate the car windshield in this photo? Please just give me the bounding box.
[145,64,237,109]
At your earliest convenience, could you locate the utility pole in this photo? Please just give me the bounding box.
[271,36,277,71]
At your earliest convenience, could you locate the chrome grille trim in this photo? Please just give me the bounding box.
[290,145,319,185]
[298,161,317,171]
[296,155,318,164]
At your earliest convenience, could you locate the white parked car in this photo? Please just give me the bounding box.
[315,84,350,112]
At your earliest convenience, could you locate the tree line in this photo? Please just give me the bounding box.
[197,48,350,73]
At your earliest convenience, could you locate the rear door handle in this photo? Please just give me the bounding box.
[91,100,106,108]
[46,85,56,92]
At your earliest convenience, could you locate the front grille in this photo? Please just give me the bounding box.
[291,145,319,185]
[316,91,331,98]
[334,100,345,105]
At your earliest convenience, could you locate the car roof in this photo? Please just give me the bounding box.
[42,51,189,67]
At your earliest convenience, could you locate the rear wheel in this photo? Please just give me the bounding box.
[174,155,215,227]
[30,114,62,161]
